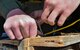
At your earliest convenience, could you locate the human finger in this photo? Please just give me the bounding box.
[29,19,37,37]
[4,24,15,39]
[11,22,23,40]
[47,5,63,25]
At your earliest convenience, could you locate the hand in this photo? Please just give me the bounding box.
[3,9,37,40]
[30,10,43,25]
[41,0,80,26]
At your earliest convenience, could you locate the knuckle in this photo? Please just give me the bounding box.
[55,5,64,11]
[56,5,62,10]
[31,21,36,25]
[64,9,71,16]
[45,0,57,5]
[30,20,37,26]
[31,19,36,23]
[48,18,53,23]
[31,18,35,21]
[3,24,10,30]
[20,22,29,28]
[12,22,19,28]
[24,23,29,27]
[41,16,46,21]
[66,9,71,13]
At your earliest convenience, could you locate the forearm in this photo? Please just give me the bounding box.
[0,0,21,19]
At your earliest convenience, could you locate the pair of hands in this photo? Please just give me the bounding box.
[4,0,80,40]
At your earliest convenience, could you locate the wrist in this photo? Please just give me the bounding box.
[7,8,25,18]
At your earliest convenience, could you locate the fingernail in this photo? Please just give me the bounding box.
[48,21,55,26]
[10,37,15,40]
[58,21,63,26]
[17,37,23,40]
[51,22,55,26]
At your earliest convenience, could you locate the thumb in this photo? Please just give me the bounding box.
[30,10,43,19]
